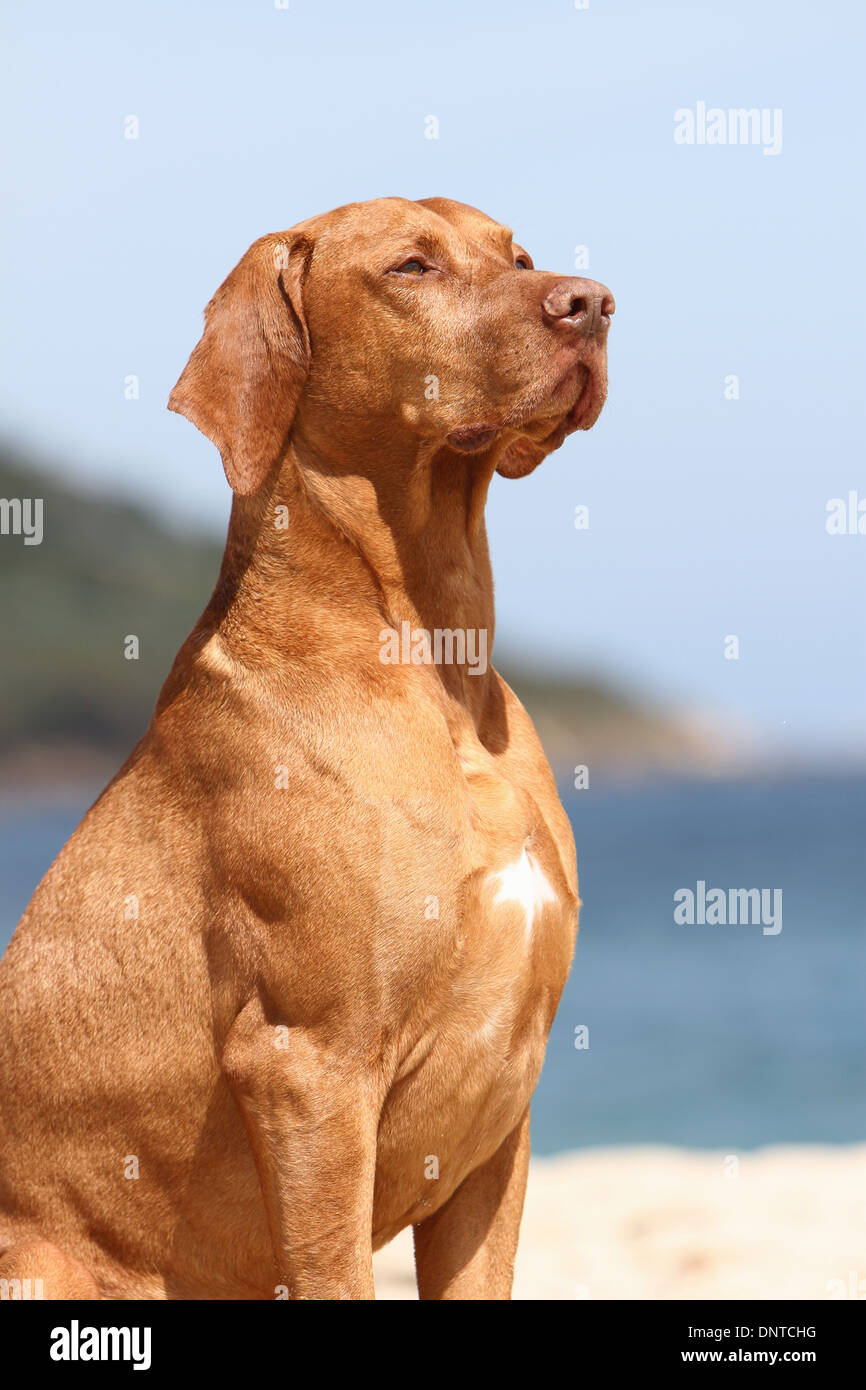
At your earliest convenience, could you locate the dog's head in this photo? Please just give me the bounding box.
[169,196,613,493]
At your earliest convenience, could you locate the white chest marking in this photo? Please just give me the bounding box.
[492,849,557,937]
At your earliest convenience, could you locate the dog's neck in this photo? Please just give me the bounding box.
[206,432,499,725]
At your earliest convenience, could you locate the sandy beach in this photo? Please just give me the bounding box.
[373,1145,866,1300]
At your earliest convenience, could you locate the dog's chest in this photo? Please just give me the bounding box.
[457,726,576,948]
[445,800,577,1061]
[442,717,578,1028]
[488,844,557,940]
[373,729,577,1238]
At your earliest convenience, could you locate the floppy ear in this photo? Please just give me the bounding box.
[169,233,312,495]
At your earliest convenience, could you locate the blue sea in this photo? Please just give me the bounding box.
[1,777,863,1155]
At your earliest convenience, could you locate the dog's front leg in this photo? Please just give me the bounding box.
[222,999,379,1300]
[412,1109,531,1300]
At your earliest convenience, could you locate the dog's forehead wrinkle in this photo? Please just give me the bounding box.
[414,195,514,250]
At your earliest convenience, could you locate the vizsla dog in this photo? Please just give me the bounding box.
[0,197,612,1300]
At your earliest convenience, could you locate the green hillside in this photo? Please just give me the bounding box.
[0,444,222,752]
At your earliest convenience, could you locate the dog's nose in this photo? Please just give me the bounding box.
[541,278,615,337]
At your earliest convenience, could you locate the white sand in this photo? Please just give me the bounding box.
[373,1145,866,1300]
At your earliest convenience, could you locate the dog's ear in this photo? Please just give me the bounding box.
[169,234,313,496]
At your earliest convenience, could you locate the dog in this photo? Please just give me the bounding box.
[0,196,613,1300]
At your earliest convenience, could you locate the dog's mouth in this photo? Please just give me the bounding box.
[562,365,593,432]
[446,423,500,453]
[445,351,607,456]
[509,358,605,445]
[557,355,608,435]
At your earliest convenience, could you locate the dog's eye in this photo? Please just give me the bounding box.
[393,259,428,275]
[514,256,532,270]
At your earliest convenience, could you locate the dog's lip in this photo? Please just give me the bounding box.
[564,368,593,432]
[446,423,499,453]
[446,358,600,452]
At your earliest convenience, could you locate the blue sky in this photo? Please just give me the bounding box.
[1,0,864,755]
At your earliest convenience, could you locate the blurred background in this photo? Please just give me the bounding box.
[1,0,863,1213]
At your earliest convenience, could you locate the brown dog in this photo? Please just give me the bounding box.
[0,197,613,1300]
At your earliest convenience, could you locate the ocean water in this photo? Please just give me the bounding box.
[1,777,863,1155]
